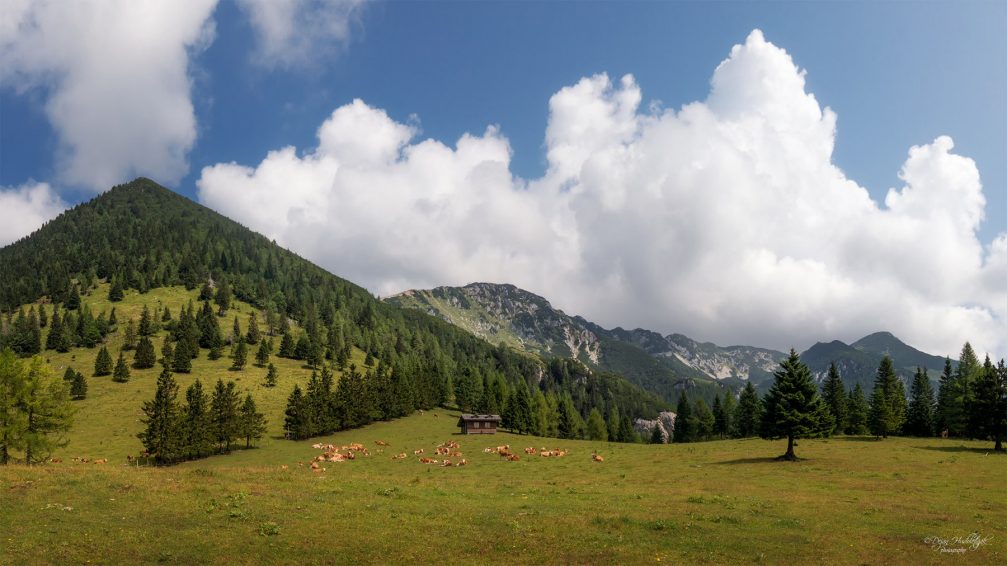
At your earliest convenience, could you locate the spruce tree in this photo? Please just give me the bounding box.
[760,350,832,460]
[38,303,48,328]
[956,343,981,438]
[673,392,693,443]
[722,391,736,437]
[712,394,728,438]
[246,312,261,345]
[868,356,906,438]
[172,340,192,373]
[112,352,130,383]
[63,366,76,382]
[138,305,153,336]
[231,316,241,345]
[134,335,157,369]
[230,339,247,371]
[94,346,113,376]
[215,280,231,315]
[905,367,936,437]
[693,398,715,440]
[936,357,960,437]
[972,358,1007,451]
[108,277,124,302]
[650,420,665,444]
[734,382,761,438]
[108,307,117,326]
[618,415,636,443]
[70,371,87,400]
[239,394,267,448]
[586,407,608,441]
[183,379,213,459]
[284,385,308,440]
[556,393,578,439]
[845,383,869,435]
[821,362,847,435]
[199,281,214,301]
[160,336,174,368]
[123,319,138,351]
[210,379,239,452]
[264,363,279,387]
[255,338,270,367]
[45,308,63,351]
[65,285,80,311]
[138,367,182,464]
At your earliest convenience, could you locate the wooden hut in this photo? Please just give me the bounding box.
[458,414,502,435]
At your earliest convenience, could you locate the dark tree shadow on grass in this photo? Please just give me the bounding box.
[832,436,881,442]
[713,457,787,465]
[915,445,1004,454]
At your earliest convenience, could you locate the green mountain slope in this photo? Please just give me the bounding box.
[0,179,668,460]
[799,333,951,392]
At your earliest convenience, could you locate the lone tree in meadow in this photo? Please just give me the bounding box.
[134,335,157,369]
[255,339,270,367]
[231,339,247,371]
[70,370,88,400]
[264,363,279,387]
[760,350,833,460]
[112,352,131,383]
[94,346,113,376]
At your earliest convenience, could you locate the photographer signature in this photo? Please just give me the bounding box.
[923,533,992,553]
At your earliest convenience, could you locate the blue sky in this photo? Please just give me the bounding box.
[2,0,1005,356]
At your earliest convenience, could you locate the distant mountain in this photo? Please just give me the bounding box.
[388,283,955,398]
[799,332,951,391]
[389,283,743,403]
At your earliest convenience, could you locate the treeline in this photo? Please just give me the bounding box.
[668,343,1007,453]
[138,369,267,464]
[0,350,75,465]
[0,300,118,356]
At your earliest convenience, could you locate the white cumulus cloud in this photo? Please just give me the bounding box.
[0,0,218,191]
[237,0,366,69]
[0,182,67,246]
[197,30,1007,359]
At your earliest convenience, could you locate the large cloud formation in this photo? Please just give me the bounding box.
[1,0,218,192]
[200,30,1003,358]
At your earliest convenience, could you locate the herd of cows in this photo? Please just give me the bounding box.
[302,439,604,473]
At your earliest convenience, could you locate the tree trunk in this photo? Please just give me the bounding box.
[996,437,1003,452]
[778,435,797,461]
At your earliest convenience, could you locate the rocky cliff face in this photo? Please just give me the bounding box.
[633,411,676,442]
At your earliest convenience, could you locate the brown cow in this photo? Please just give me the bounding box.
[592,453,604,462]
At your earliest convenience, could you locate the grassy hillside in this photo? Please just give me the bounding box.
[2,411,1003,564]
[24,282,367,462]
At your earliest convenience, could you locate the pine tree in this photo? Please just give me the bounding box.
[70,371,87,400]
[183,379,213,459]
[239,394,267,448]
[673,393,693,443]
[734,382,761,438]
[821,362,847,435]
[161,306,172,323]
[905,367,936,437]
[138,305,153,336]
[454,368,481,412]
[160,336,174,368]
[845,383,869,435]
[94,346,113,376]
[650,420,665,444]
[618,415,636,443]
[760,350,833,460]
[112,352,130,383]
[38,303,48,328]
[586,407,608,441]
[972,357,1007,451]
[108,307,117,326]
[504,383,534,435]
[231,316,241,345]
[265,363,279,387]
[210,379,239,452]
[138,367,182,464]
[134,335,157,369]
[199,281,214,301]
[722,391,736,437]
[868,356,906,438]
[246,312,261,345]
[255,339,269,367]
[230,339,247,371]
[122,319,137,351]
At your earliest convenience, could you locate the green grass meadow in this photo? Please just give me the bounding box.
[2,284,1004,564]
